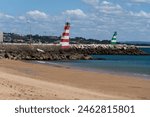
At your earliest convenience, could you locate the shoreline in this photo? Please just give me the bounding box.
[32,60,150,80]
[0,59,150,100]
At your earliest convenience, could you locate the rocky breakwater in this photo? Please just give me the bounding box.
[0,44,147,61]
[70,44,147,55]
[0,44,92,60]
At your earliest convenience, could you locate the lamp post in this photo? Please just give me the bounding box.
[27,20,32,43]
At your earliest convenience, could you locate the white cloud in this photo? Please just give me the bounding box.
[0,13,14,19]
[18,16,26,20]
[130,10,150,18]
[26,10,48,19]
[100,2,123,14]
[101,1,111,5]
[82,0,123,15]
[63,9,87,18]
[82,0,99,6]
[131,0,150,3]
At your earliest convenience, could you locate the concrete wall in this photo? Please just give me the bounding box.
[0,32,3,43]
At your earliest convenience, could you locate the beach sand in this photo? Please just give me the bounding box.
[0,59,150,100]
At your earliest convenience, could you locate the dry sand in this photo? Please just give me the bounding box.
[0,59,150,100]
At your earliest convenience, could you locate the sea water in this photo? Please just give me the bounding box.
[36,48,150,79]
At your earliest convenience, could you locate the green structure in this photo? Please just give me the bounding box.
[111,31,117,44]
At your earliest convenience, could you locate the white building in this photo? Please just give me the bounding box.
[0,32,3,43]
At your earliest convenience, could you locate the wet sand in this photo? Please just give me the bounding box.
[0,59,150,100]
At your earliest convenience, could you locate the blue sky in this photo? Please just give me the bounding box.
[0,0,150,41]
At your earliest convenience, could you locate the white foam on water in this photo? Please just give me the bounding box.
[37,61,46,64]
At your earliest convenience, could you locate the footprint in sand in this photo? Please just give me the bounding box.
[9,85,13,88]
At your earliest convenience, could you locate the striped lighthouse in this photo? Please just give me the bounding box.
[60,22,70,49]
[111,31,117,44]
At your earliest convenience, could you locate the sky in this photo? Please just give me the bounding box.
[0,0,150,42]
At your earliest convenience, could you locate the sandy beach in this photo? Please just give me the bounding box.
[0,59,150,100]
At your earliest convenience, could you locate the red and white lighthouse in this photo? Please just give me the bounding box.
[60,22,70,49]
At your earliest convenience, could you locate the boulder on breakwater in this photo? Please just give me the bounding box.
[0,44,147,60]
